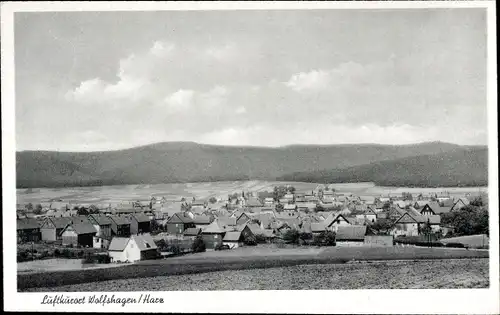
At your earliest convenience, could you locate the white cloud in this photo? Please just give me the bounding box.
[164,89,195,112]
[285,70,331,92]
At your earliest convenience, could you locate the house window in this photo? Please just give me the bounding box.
[130,243,134,248]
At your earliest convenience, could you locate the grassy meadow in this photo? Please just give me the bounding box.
[16,180,487,205]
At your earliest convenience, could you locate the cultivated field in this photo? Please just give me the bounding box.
[16,180,488,205]
[18,246,488,291]
[24,258,489,291]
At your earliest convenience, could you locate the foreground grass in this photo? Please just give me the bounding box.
[24,258,489,291]
[17,246,488,291]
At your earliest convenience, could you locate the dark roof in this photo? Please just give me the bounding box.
[130,213,151,223]
[168,212,194,224]
[427,202,452,214]
[223,231,243,242]
[184,228,202,236]
[336,225,367,241]
[66,222,97,235]
[50,217,72,229]
[17,218,40,230]
[193,215,213,225]
[88,214,113,226]
[108,215,131,226]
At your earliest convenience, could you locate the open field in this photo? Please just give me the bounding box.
[23,258,488,291]
[441,234,490,248]
[16,180,487,205]
[18,246,488,291]
[18,259,130,274]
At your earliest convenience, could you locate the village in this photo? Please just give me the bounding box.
[16,184,489,265]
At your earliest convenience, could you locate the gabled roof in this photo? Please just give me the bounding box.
[202,221,227,234]
[184,227,202,236]
[167,212,194,224]
[130,213,151,223]
[394,213,419,224]
[108,237,130,251]
[223,231,243,242]
[17,218,40,230]
[132,234,157,251]
[336,225,367,241]
[420,204,436,215]
[48,217,72,229]
[65,222,97,235]
[427,202,452,214]
[193,215,213,225]
[108,215,131,226]
[88,214,113,226]
[216,215,237,227]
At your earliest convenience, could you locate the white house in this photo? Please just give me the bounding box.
[108,233,158,263]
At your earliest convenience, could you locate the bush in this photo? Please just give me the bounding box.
[17,250,29,262]
[167,245,181,255]
[215,244,230,251]
[283,229,300,244]
[254,234,267,244]
[77,250,85,258]
[54,249,61,257]
[299,232,313,241]
[324,231,336,246]
[312,231,336,246]
[445,242,465,248]
[62,248,73,258]
[191,236,206,253]
[244,235,257,246]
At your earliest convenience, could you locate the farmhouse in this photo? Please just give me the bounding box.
[426,202,452,214]
[108,233,158,263]
[391,213,420,237]
[17,218,41,243]
[128,213,152,234]
[39,217,72,241]
[108,215,132,237]
[451,198,470,211]
[236,213,251,225]
[192,215,214,228]
[183,227,202,239]
[165,212,195,235]
[60,222,97,247]
[201,221,226,249]
[88,214,113,240]
[335,225,367,246]
[222,232,245,249]
[246,198,263,208]
[324,213,351,232]
[419,204,436,216]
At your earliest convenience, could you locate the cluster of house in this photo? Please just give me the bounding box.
[16,185,482,262]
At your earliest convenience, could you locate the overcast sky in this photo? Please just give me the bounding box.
[15,9,487,151]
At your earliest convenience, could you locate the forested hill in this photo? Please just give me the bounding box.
[16,141,486,188]
[278,147,488,187]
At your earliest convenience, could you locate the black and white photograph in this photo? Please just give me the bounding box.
[2,1,498,313]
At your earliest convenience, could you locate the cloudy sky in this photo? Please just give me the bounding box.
[15,9,487,151]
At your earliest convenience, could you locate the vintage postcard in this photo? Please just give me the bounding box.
[2,1,499,313]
